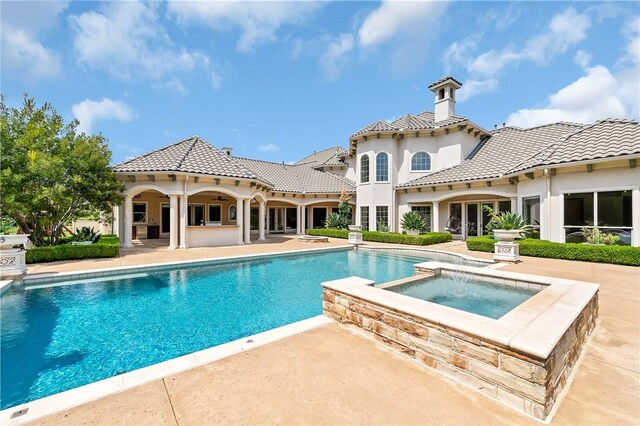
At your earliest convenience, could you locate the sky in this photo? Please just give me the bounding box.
[1,1,639,165]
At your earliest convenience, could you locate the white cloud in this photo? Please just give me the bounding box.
[158,78,190,96]
[468,7,591,78]
[0,1,67,80]
[72,99,136,134]
[456,79,498,103]
[69,1,212,86]
[506,66,627,127]
[320,33,354,82]
[358,0,448,47]
[442,34,481,74]
[574,50,592,69]
[507,16,640,127]
[167,1,322,53]
[258,144,280,153]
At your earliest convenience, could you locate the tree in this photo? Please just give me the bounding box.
[0,95,124,246]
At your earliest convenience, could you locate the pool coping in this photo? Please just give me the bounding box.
[0,315,332,425]
[322,261,600,360]
[356,245,494,266]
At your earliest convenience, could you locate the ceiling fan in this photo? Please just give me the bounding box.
[214,194,230,201]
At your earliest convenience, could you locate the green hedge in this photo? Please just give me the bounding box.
[307,229,452,246]
[26,235,120,264]
[466,235,640,266]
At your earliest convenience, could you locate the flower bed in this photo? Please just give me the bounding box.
[466,236,640,266]
[26,235,120,264]
[307,229,452,246]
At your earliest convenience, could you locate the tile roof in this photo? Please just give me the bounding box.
[113,136,273,186]
[397,122,587,187]
[295,146,350,167]
[507,119,640,173]
[235,157,355,194]
[351,111,485,138]
[428,76,463,89]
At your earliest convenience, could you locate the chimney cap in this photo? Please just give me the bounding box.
[428,76,463,91]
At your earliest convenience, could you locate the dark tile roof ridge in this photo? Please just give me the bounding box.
[113,136,197,169]
[428,76,463,89]
[174,137,199,171]
[294,145,349,165]
[234,156,294,168]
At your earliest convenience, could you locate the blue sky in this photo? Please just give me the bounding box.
[2,1,639,164]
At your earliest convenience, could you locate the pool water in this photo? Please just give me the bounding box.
[388,276,539,319]
[1,248,475,409]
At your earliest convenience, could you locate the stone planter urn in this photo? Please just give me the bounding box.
[406,229,420,236]
[0,234,30,278]
[492,230,523,262]
[348,225,363,245]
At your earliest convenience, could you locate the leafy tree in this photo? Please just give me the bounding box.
[0,95,124,246]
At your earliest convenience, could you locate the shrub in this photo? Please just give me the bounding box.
[377,222,390,233]
[401,211,427,232]
[71,226,100,242]
[466,235,640,266]
[325,213,350,230]
[307,228,452,246]
[26,234,120,264]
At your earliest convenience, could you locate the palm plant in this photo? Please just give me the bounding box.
[482,205,530,232]
[324,213,349,230]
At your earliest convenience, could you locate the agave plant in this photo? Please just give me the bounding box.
[72,226,100,243]
[401,211,426,233]
[483,205,530,232]
[324,213,350,230]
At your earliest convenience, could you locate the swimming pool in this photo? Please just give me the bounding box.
[0,247,481,409]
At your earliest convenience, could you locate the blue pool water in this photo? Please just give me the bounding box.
[1,248,476,409]
[388,276,539,319]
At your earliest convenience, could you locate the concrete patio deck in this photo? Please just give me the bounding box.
[21,238,640,425]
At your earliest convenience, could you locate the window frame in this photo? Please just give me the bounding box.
[375,152,390,183]
[132,201,148,225]
[360,206,369,231]
[410,152,432,172]
[187,203,206,226]
[207,204,222,223]
[360,154,370,184]
[375,205,389,230]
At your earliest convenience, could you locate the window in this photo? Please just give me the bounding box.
[376,152,389,182]
[522,197,541,226]
[498,200,511,213]
[133,202,147,224]
[208,205,221,222]
[228,205,237,221]
[286,208,297,229]
[188,205,205,226]
[438,88,445,100]
[360,155,370,183]
[411,152,431,171]
[360,206,369,230]
[376,206,389,230]
[411,205,431,231]
[250,208,259,230]
[564,191,633,245]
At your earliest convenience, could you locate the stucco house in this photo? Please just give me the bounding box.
[112,77,640,248]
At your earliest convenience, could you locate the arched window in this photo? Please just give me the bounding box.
[360,154,370,183]
[438,88,445,100]
[228,205,237,221]
[411,152,431,171]
[376,152,389,182]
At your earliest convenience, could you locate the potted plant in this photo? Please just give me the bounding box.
[401,211,426,236]
[483,205,530,241]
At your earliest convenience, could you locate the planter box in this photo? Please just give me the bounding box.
[71,241,94,246]
[493,230,523,242]
[0,234,30,277]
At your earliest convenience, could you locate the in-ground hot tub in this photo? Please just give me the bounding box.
[322,262,599,421]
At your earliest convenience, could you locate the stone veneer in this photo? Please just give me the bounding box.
[321,264,599,421]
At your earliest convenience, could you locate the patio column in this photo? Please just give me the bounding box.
[258,202,266,241]
[632,189,639,247]
[301,206,306,234]
[432,201,440,232]
[296,206,302,234]
[179,195,188,249]
[244,199,251,244]
[511,197,518,214]
[236,198,244,245]
[122,195,134,248]
[169,195,178,249]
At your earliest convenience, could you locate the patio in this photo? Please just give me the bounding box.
[23,239,640,425]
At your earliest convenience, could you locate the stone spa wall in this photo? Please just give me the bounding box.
[322,267,598,421]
